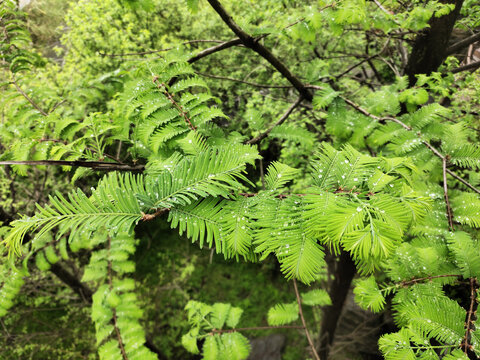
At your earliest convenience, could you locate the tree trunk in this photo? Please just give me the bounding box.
[404,0,464,85]
[318,250,356,359]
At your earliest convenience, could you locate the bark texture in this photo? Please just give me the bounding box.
[404,0,464,85]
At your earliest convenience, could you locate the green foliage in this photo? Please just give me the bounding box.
[182,300,251,360]
[2,0,480,359]
[267,302,299,326]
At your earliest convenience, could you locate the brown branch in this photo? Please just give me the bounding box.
[50,263,93,303]
[195,71,293,89]
[107,236,128,360]
[209,325,304,335]
[451,60,480,74]
[334,93,411,130]
[371,0,394,15]
[188,38,244,64]
[446,168,480,195]
[446,32,480,55]
[293,279,322,360]
[206,0,313,101]
[310,89,480,198]
[245,97,303,145]
[460,278,479,357]
[335,38,390,80]
[48,99,66,114]
[99,39,227,57]
[0,160,144,172]
[11,78,48,116]
[187,16,314,65]
[141,208,170,221]
[399,274,461,287]
[443,157,455,231]
[153,78,196,130]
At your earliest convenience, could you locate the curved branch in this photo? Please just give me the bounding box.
[205,0,313,101]
[0,160,145,172]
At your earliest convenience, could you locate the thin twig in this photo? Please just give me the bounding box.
[312,90,480,197]
[246,97,303,144]
[107,236,129,360]
[446,168,480,195]
[11,78,48,116]
[206,0,313,101]
[399,274,461,287]
[141,208,170,221]
[259,158,266,190]
[371,0,394,15]
[188,38,244,64]
[209,325,304,335]
[0,160,144,172]
[460,278,479,356]
[152,78,196,130]
[196,71,292,88]
[48,99,66,114]
[99,39,227,57]
[443,157,455,231]
[335,38,390,80]
[293,279,321,360]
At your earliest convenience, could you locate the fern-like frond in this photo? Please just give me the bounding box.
[447,232,480,278]
[141,148,257,210]
[406,103,451,130]
[449,144,480,170]
[301,289,331,306]
[313,85,340,109]
[264,161,299,190]
[353,276,385,313]
[253,196,326,284]
[267,302,299,326]
[168,197,227,252]
[405,296,465,344]
[4,173,143,256]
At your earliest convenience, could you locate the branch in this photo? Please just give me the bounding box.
[210,325,304,335]
[451,60,480,74]
[196,71,293,88]
[107,237,129,360]
[152,78,196,130]
[99,39,227,57]
[446,32,480,55]
[11,78,48,116]
[206,0,313,101]
[312,89,480,197]
[446,168,480,195]
[141,208,170,221]
[188,38,244,64]
[50,263,93,303]
[399,274,461,287]
[443,157,455,231]
[245,97,303,145]
[0,160,145,172]
[293,279,321,360]
[371,0,394,15]
[335,38,390,79]
[460,278,479,357]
